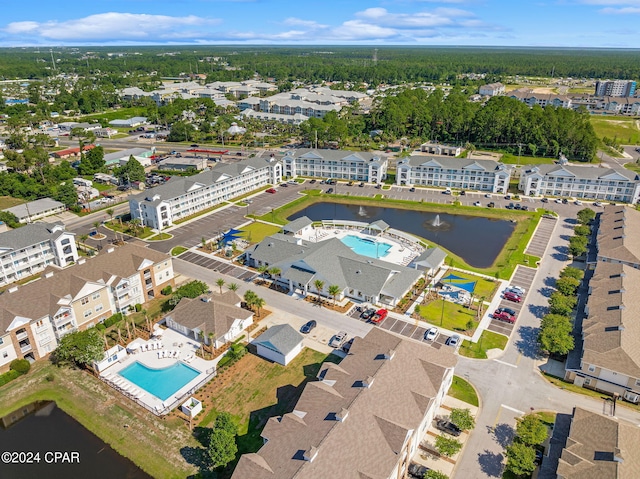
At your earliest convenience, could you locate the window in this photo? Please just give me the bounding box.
[0,337,3,345]
[635,379,640,388]
[81,297,89,305]
[83,309,93,318]
[587,364,596,372]
[92,292,100,300]
[583,378,592,386]
[95,304,103,313]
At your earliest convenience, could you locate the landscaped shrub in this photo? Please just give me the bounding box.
[95,323,106,331]
[0,369,20,387]
[135,304,142,312]
[103,313,123,328]
[161,285,173,296]
[9,359,30,375]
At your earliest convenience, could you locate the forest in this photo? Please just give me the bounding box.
[0,46,639,84]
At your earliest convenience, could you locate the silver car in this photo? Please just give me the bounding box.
[329,331,348,348]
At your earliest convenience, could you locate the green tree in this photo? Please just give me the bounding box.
[568,235,588,257]
[516,414,549,446]
[425,471,448,479]
[227,282,239,293]
[573,224,591,236]
[268,266,281,278]
[505,442,536,477]
[328,284,341,305]
[449,408,475,431]
[52,329,105,368]
[538,314,574,355]
[576,208,596,225]
[555,276,580,296]
[207,427,237,470]
[314,279,325,298]
[214,412,237,436]
[79,145,105,175]
[216,278,225,294]
[253,296,265,315]
[116,156,145,182]
[560,266,584,281]
[244,290,258,311]
[0,211,21,229]
[105,208,115,222]
[434,435,462,457]
[549,291,577,316]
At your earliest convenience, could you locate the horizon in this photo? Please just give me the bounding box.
[3,1,640,48]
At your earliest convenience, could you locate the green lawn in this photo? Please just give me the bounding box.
[590,115,640,145]
[624,162,640,174]
[239,222,281,243]
[441,269,497,300]
[70,106,150,124]
[500,153,556,165]
[449,375,479,407]
[147,232,172,241]
[171,246,188,256]
[418,299,477,332]
[459,330,509,359]
[0,196,25,210]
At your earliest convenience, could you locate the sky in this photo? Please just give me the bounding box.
[1,0,640,48]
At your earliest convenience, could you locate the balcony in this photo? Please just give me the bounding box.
[53,312,72,325]
[20,343,32,353]
[16,331,28,341]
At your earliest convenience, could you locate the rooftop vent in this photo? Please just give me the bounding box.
[336,408,349,422]
[363,376,375,388]
[8,286,18,293]
[45,272,54,279]
[292,410,307,419]
[201,297,211,303]
[107,247,115,253]
[78,258,86,265]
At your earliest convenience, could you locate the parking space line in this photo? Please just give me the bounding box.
[501,404,525,415]
[493,359,518,368]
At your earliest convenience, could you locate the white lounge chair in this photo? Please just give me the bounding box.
[135,392,145,400]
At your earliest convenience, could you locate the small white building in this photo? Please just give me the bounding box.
[109,117,148,128]
[253,324,303,366]
[4,198,66,223]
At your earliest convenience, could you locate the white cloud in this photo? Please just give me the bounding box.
[3,12,220,43]
[331,20,400,41]
[600,6,640,12]
[282,17,328,28]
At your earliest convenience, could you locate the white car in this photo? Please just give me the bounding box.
[473,201,481,207]
[554,198,563,203]
[508,285,526,296]
[574,200,582,205]
[424,327,439,341]
[594,201,603,207]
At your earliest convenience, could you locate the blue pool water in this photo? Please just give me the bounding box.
[341,234,392,259]
[118,361,200,401]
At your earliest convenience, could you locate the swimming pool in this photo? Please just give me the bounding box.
[118,361,200,401]
[341,234,392,259]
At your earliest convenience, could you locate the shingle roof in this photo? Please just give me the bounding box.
[413,247,447,270]
[285,148,386,166]
[253,324,303,356]
[596,206,640,265]
[0,242,170,332]
[233,328,456,479]
[523,164,638,181]
[282,216,313,234]
[557,407,640,479]
[401,155,507,172]
[0,222,70,252]
[5,198,64,219]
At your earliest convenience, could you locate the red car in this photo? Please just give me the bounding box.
[370,309,388,324]
[493,310,516,323]
[503,291,522,303]
[266,188,277,194]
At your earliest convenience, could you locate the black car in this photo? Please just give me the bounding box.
[359,182,365,187]
[361,308,376,320]
[514,204,522,210]
[435,419,462,437]
[300,320,317,334]
[190,144,199,148]
[488,202,495,208]
[495,307,517,317]
[460,190,466,196]
[562,198,569,204]
[506,203,515,209]
[309,179,317,184]
[409,187,416,192]
[521,205,529,211]
[408,463,429,479]
[540,197,549,203]
[326,188,334,194]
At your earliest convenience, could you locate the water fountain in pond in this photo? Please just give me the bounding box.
[358,206,367,217]
[433,215,442,227]
[424,213,451,231]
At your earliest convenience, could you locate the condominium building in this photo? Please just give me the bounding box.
[232,327,456,479]
[0,222,78,286]
[479,82,505,96]
[0,243,173,372]
[129,156,282,230]
[595,80,637,98]
[396,156,510,192]
[282,149,388,183]
[595,206,640,268]
[519,164,640,203]
[507,89,573,108]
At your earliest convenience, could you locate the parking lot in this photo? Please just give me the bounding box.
[525,216,558,257]
[178,250,255,282]
[486,266,537,336]
[346,306,452,348]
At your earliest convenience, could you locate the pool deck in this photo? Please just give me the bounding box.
[298,227,421,267]
[99,328,219,415]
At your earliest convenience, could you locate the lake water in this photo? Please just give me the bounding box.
[288,203,516,268]
[0,401,151,479]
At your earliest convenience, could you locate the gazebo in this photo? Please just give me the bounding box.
[367,220,390,236]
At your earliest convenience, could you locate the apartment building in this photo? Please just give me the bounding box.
[595,206,640,268]
[396,156,510,192]
[0,222,78,286]
[0,243,173,372]
[232,327,456,479]
[519,164,640,203]
[507,89,573,108]
[595,80,637,98]
[129,156,282,230]
[479,82,505,96]
[282,149,388,183]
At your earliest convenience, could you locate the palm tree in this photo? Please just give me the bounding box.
[228,282,239,293]
[244,290,257,311]
[106,208,114,223]
[216,278,225,294]
[257,264,268,278]
[477,296,486,319]
[208,332,215,354]
[314,280,325,303]
[129,218,141,237]
[198,331,205,358]
[328,285,341,305]
[79,234,89,253]
[253,296,265,316]
[268,267,281,278]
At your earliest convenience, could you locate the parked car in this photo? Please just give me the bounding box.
[300,320,317,334]
[287,180,297,185]
[473,201,481,207]
[342,338,354,353]
[485,193,492,198]
[435,419,462,436]
[574,200,583,205]
[506,203,515,209]
[541,197,549,203]
[504,291,522,303]
[347,181,354,186]
[409,187,416,192]
[266,188,277,194]
[280,183,288,187]
[361,308,376,320]
[329,331,348,348]
[309,179,317,184]
[508,285,526,296]
[445,334,461,348]
[408,463,429,479]
[521,205,529,211]
[359,182,365,187]
[554,198,563,203]
[444,188,452,195]
[513,204,522,210]
[370,309,388,324]
[460,190,466,196]
[488,202,495,208]
[495,307,517,317]
[424,327,439,341]
[493,310,516,323]
[594,201,603,207]
[562,198,569,204]
[326,188,334,194]
[190,144,199,148]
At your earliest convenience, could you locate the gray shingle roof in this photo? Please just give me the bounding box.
[369,220,389,231]
[523,164,638,181]
[285,148,386,166]
[253,324,303,356]
[413,247,447,270]
[400,155,506,172]
[5,198,64,219]
[0,222,70,252]
[282,216,313,234]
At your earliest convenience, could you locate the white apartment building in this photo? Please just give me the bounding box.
[0,222,78,286]
[507,90,573,109]
[479,82,505,96]
[396,156,511,192]
[0,243,173,372]
[129,156,282,230]
[519,164,640,203]
[282,149,388,183]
